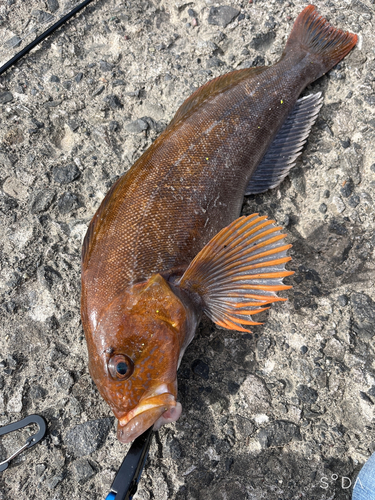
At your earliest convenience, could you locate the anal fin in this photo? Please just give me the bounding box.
[176,214,293,333]
[245,93,323,195]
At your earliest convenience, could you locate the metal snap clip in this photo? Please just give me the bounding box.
[0,414,47,472]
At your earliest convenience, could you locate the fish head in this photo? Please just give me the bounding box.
[87,273,196,443]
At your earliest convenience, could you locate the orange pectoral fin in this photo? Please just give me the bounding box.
[177,214,294,333]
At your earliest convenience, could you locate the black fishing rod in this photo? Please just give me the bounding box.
[0,0,96,77]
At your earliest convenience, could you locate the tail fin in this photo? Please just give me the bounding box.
[284,5,358,77]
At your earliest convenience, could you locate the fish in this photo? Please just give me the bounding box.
[81,5,357,444]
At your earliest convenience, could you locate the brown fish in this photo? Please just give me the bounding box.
[81,6,357,443]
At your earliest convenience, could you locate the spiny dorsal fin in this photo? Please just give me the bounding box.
[245,93,323,195]
[168,66,267,129]
[177,214,293,333]
[81,180,118,267]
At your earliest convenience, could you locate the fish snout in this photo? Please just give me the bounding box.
[117,392,182,443]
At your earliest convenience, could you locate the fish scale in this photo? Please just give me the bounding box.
[81,5,357,444]
[84,67,300,317]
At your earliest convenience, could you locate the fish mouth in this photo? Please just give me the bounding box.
[117,393,182,443]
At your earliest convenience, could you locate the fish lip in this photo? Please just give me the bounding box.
[117,393,177,443]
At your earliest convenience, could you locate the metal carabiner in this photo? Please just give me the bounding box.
[0,414,47,472]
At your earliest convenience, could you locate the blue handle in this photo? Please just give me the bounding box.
[105,493,116,500]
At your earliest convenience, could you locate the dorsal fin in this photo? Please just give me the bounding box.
[245,93,323,195]
[81,180,118,266]
[168,66,267,129]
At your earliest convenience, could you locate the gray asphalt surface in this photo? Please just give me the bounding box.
[0,1,374,499]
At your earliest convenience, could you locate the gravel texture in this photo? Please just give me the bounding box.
[0,1,374,499]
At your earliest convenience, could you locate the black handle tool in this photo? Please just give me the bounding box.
[105,427,153,500]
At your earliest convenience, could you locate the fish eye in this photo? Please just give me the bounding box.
[108,354,134,381]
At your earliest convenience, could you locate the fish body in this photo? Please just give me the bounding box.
[81,6,357,443]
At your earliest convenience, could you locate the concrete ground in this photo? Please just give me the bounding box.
[0,0,374,499]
